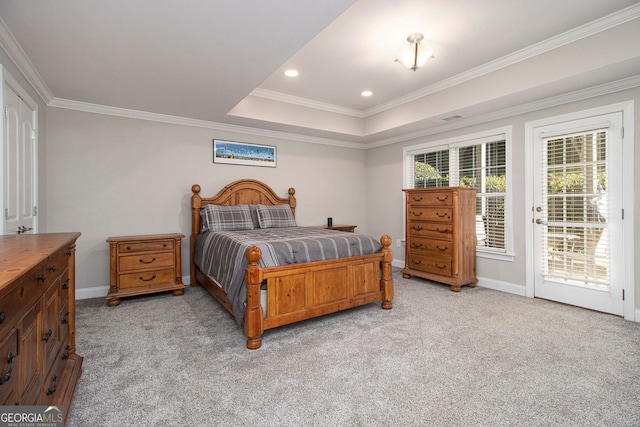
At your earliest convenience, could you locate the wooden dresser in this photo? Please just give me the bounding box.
[106,233,185,306]
[402,187,477,291]
[0,232,82,419]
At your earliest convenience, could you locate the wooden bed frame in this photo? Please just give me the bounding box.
[190,179,394,349]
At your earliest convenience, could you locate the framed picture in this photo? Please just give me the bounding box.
[213,139,276,168]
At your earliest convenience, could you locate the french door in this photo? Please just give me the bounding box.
[531,112,624,315]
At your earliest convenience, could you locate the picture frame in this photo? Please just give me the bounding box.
[213,139,276,168]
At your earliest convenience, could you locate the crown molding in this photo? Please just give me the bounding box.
[0,16,53,103]
[250,88,365,118]
[48,98,367,149]
[248,4,640,119]
[366,74,640,149]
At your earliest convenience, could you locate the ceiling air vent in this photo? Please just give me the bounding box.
[441,114,462,122]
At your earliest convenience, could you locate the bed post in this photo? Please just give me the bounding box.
[244,246,264,349]
[288,188,296,216]
[380,235,394,310]
[191,184,202,287]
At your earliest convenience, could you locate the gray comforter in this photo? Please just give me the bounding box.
[194,226,383,324]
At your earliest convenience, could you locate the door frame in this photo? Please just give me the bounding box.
[524,101,635,321]
[0,65,39,234]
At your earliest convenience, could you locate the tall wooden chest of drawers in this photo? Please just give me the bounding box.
[107,233,185,306]
[402,187,477,291]
[0,232,83,421]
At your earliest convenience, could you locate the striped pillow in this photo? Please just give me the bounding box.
[256,204,297,228]
[202,204,254,232]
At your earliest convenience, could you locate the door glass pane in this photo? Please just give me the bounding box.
[543,131,608,288]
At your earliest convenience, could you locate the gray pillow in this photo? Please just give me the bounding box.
[202,204,254,232]
[256,204,297,228]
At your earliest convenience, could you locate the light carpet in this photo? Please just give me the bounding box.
[67,271,640,426]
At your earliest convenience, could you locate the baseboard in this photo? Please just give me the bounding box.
[476,276,526,296]
[76,286,109,300]
[392,259,404,269]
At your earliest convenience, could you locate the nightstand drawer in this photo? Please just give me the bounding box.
[119,268,176,289]
[118,240,174,254]
[119,252,175,272]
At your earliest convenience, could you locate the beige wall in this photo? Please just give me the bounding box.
[44,108,368,296]
[366,88,640,312]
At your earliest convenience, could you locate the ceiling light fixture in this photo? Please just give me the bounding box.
[395,33,434,71]
[284,69,299,77]
[361,90,373,97]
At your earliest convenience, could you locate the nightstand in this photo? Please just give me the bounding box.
[325,225,357,233]
[106,233,185,306]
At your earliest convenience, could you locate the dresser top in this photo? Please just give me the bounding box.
[0,232,81,289]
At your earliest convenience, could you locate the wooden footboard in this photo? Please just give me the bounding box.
[244,235,394,349]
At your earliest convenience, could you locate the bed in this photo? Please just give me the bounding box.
[190,179,394,349]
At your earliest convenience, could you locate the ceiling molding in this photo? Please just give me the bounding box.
[0,15,53,103]
[50,74,640,151]
[250,88,364,118]
[246,3,640,119]
[48,98,366,149]
[366,74,640,149]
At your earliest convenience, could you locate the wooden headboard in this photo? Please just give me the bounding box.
[190,179,296,281]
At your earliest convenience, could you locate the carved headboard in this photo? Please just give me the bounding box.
[189,179,296,280]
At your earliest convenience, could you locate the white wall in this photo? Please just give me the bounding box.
[44,108,368,296]
[366,88,640,311]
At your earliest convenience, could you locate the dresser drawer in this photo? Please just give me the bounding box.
[407,237,453,257]
[118,239,174,254]
[407,207,453,223]
[0,261,46,339]
[408,221,453,240]
[406,254,452,277]
[119,252,175,272]
[407,191,453,206]
[0,328,18,405]
[119,268,176,289]
[46,249,69,279]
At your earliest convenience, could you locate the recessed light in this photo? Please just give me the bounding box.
[284,69,299,77]
[361,90,373,97]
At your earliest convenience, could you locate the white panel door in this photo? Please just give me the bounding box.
[3,82,37,235]
[532,112,624,315]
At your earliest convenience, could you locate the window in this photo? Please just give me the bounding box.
[404,127,512,259]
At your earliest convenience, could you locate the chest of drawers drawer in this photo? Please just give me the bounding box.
[118,252,175,272]
[407,207,453,222]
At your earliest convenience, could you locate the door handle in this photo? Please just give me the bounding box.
[535,219,547,225]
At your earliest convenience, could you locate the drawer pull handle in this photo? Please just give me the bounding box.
[139,257,156,264]
[410,211,423,216]
[436,195,449,201]
[435,263,447,269]
[62,279,70,290]
[436,228,449,233]
[139,275,157,282]
[436,245,448,251]
[163,243,167,247]
[37,274,46,283]
[126,246,132,251]
[411,243,423,248]
[0,312,5,324]
[46,375,58,396]
[411,259,422,265]
[49,265,57,272]
[436,212,449,218]
[66,250,72,256]
[411,225,423,231]
[412,196,423,202]
[0,352,16,385]
[42,329,53,343]
[61,312,69,325]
